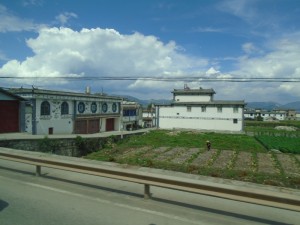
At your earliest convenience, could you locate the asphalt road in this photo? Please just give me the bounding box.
[1,159,299,225]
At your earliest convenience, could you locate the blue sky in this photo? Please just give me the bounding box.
[1,0,300,103]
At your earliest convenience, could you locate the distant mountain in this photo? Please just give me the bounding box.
[281,101,300,112]
[245,102,281,111]
[137,99,172,107]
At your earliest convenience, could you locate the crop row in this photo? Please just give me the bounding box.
[255,136,300,154]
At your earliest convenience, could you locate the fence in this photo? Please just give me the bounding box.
[0,147,299,212]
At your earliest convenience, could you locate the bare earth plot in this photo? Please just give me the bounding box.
[115,146,150,161]
[171,148,199,164]
[154,147,185,161]
[190,149,217,167]
[276,154,300,177]
[257,153,279,175]
[140,146,169,159]
[104,147,300,187]
[211,150,235,169]
[234,152,253,172]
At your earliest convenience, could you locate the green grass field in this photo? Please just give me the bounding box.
[114,130,266,152]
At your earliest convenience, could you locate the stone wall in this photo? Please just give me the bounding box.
[0,135,124,157]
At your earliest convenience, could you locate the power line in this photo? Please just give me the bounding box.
[1,76,300,82]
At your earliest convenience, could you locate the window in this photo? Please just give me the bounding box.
[201,106,206,112]
[78,102,85,113]
[91,102,97,113]
[217,106,222,113]
[123,109,136,116]
[187,106,191,112]
[61,102,69,115]
[41,101,50,116]
[102,103,108,113]
[233,107,238,113]
[233,119,238,124]
[112,103,117,112]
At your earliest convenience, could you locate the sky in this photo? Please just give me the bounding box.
[0,0,300,104]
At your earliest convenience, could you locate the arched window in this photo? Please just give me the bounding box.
[41,101,50,116]
[91,102,97,113]
[102,103,108,113]
[112,103,117,112]
[61,102,69,115]
[78,102,85,113]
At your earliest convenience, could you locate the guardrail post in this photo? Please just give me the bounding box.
[144,184,151,199]
[36,165,41,176]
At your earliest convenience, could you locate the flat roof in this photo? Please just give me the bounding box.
[8,88,122,100]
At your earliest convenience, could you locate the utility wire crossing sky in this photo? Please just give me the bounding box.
[0,0,300,103]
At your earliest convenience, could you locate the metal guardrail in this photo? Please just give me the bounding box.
[0,150,299,212]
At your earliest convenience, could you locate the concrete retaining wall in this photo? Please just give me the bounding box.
[0,135,123,157]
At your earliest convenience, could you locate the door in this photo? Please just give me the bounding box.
[88,119,99,134]
[75,120,87,134]
[0,101,19,133]
[106,118,114,131]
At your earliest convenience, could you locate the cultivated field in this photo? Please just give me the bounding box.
[86,128,300,189]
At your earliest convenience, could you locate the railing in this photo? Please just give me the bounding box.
[0,147,299,212]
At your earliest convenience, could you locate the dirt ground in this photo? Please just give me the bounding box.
[112,146,300,188]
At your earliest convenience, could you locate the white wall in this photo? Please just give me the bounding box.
[100,118,106,132]
[157,105,243,132]
[35,99,74,135]
[114,117,120,131]
[175,95,211,102]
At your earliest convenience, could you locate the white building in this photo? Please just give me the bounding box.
[9,87,122,135]
[244,108,297,121]
[142,104,156,128]
[122,100,143,130]
[155,87,245,132]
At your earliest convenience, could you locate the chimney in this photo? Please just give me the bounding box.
[184,84,190,90]
[85,86,91,94]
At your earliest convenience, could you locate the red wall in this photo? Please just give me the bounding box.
[0,101,19,133]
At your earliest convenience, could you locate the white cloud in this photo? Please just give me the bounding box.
[227,32,300,102]
[55,12,78,26]
[0,27,208,97]
[205,67,220,76]
[22,0,43,7]
[242,42,263,55]
[217,0,257,24]
[192,27,223,33]
[0,4,41,32]
[236,34,300,79]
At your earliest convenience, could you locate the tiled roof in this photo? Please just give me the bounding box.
[172,88,216,95]
[0,87,26,101]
